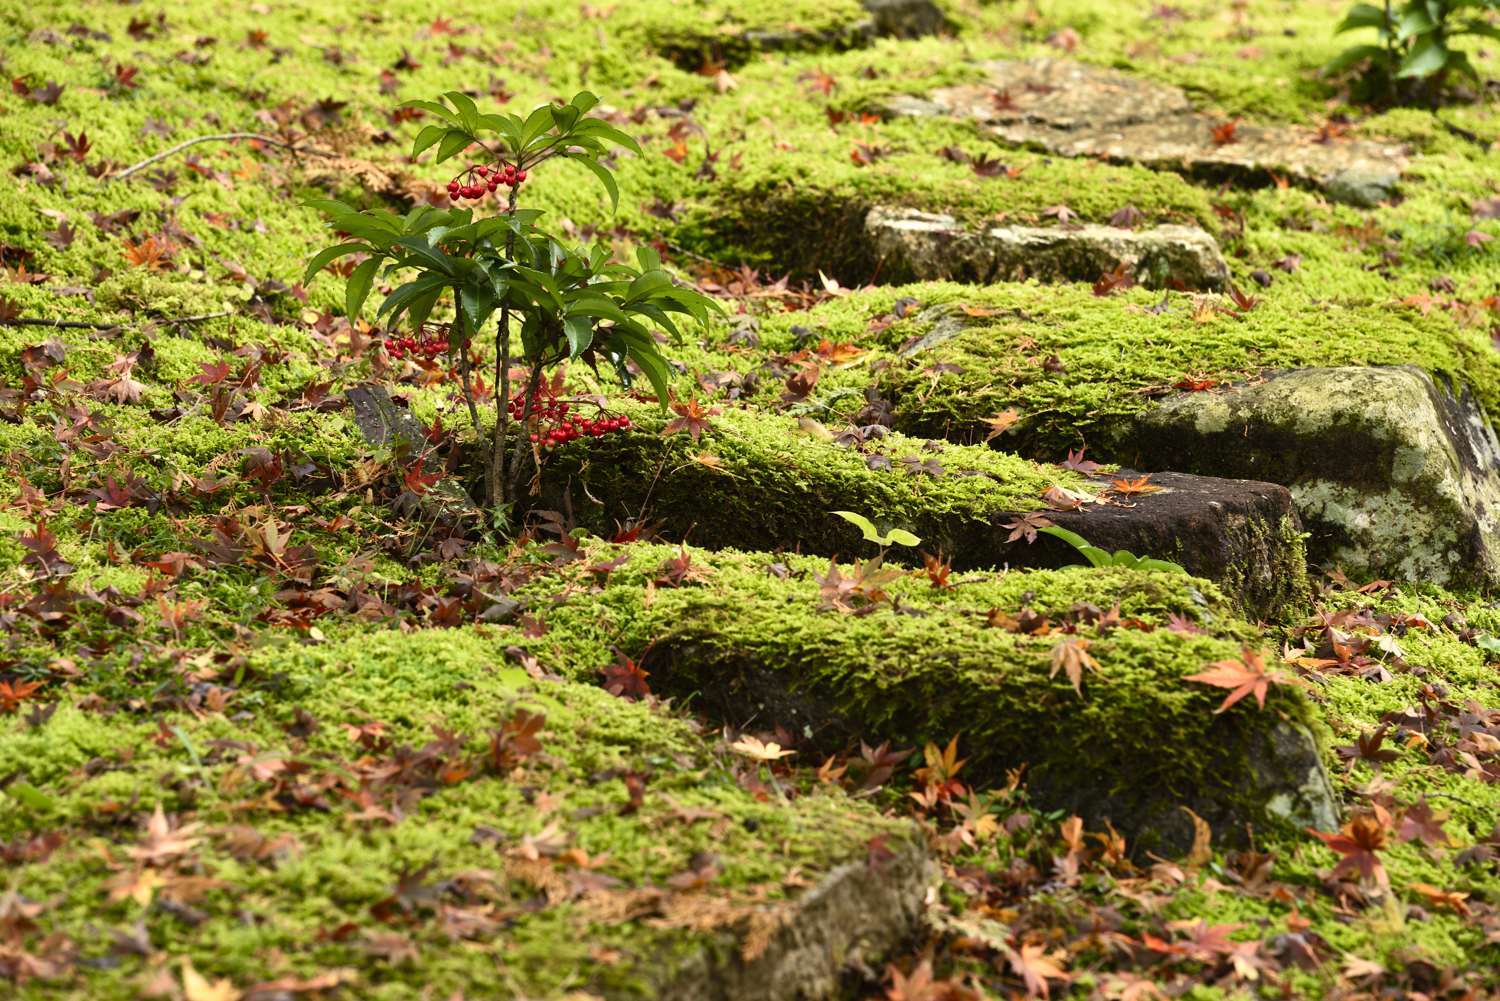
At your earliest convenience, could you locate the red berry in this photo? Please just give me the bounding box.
[517,170,527,182]
[447,180,460,193]
[476,165,489,178]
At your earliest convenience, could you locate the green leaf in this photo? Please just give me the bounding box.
[833,510,882,544]
[1037,525,1091,551]
[1335,2,1391,32]
[572,118,644,156]
[1397,33,1450,75]
[407,284,445,330]
[625,270,672,304]
[436,129,475,164]
[1138,557,1189,574]
[411,124,448,158]
[4,781,54,812]
[376,274,448,323]
[568,153,620,212]
[391,236,456,276]
[569,90,601,114]
[444,90,480,130]
[625,341,673,408]
[563,314,594,358]
[1078,546,1114,569]
[302,242,368,285]
[884,527,922,548]
[345,257,380,323]
[519,104,556,148]
[1395,3,1437,39]
[459,285,496,333]
[401,99,459,123]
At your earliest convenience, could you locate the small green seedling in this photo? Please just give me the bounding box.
[833,511,921,549]
[1039,525,1188,574]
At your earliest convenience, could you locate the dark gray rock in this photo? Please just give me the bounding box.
[1124,366,1500,587]
[866,206,1229,289]
[861,0,950,37]
[994,470,1310,622]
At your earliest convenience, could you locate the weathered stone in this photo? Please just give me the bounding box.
[650,0,945,70]
[997,471,1310,622]
[663,836,932,1000]
[860,0,950,38]
[886,58,1407,201]
[1124,366,1500,587]
[346,383,425,453]
[866,206,1229,289]
[634,559,1339,855]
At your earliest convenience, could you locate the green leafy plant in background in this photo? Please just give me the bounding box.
[1326,0,1500,102]
[304,91,722,516]
[1039,525,1188,574]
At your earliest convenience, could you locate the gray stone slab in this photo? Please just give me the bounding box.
[867,206,1229,289]
[887,58,1408,203]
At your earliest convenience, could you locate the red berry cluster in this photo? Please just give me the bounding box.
[508,387,631,450]
[384,328,449,361]
[447,162,527,201]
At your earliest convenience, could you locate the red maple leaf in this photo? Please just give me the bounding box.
[601,653,651,700]
[661,397,717,443]
[1309,811,1390,889]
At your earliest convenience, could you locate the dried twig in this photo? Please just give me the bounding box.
[0,310,233,329]
[109,132,334,181]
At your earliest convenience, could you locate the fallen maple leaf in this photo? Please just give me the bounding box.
[661,397,716,442]
[1308,812,1390,889]
[1185,648,1294,713]
[1006,941,1068,998]
[983,408,1020,443]
[180,957,240,1001]
[1049,637,1098,696]
[729,735,795,762]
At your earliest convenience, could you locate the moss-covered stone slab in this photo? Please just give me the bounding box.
[1124,366,1500,588]
[545,404,1305,618]
[866,207,1228,289]
[545,548,1339,854]
[642,0,946,70]
[886,58,1408,204]
[1,629,928,1000]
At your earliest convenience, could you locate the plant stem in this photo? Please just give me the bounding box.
[454,318,481,437]
[490,181,522,513]
[110,133,330,181]
[506,358,546,502]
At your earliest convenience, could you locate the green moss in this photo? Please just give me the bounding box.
[503,541,1332,853]
[3,627,916,998]
[546,398,1080,555]
[676,282,1500,458]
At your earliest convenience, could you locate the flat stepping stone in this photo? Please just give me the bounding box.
[886,58,1408,205]
[548,406,1308,621]
[576,547,1341,854]
[999,470,1308,621]
[648,0,947,69]
[1125,366,1500,588]
[867,206,1229,289]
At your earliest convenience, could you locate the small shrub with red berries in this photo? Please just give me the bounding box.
[305,91,720,515]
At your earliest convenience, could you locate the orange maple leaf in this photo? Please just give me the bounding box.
[1184,648,1296,713]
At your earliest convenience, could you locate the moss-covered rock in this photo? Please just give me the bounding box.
[525,544,1338,855]
[541,402,1307,615]
[1,629,926,1000]
[1128,366,1500,588]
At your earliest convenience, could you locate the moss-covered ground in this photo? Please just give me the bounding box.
[1,0,1498,997]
